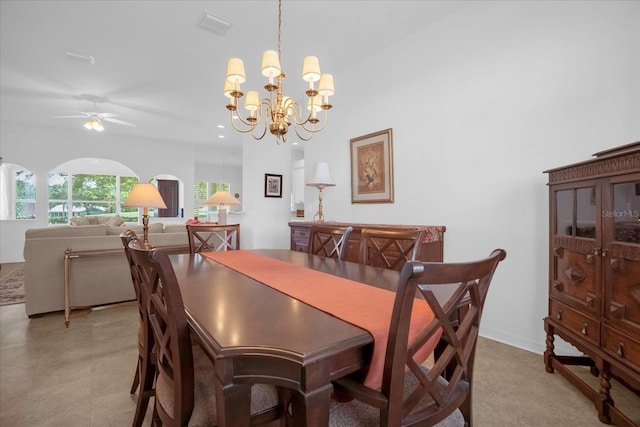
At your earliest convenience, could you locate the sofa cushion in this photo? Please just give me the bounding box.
[107,223,164,235]
[104,215,125,227]
[163,224,188,234]
[70,216,91,226]
[26,224,109,238]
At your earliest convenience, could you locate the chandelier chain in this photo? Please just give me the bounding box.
[278,0,282,60]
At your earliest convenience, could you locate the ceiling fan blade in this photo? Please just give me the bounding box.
[98,112,120,118]
[50,115,88,119]
[103,117,136,127]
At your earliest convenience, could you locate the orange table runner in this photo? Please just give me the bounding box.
[202,251,441,389]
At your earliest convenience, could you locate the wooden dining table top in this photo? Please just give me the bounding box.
[169,249,392,362]
[167,248,404,426]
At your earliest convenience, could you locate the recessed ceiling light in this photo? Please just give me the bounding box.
[217,124,224,129]
[218,135,225,138]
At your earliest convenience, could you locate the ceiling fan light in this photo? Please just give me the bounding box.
[85,117,104,132]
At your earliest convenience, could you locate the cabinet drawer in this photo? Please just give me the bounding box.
[550,299,600,346]
[292,228,310,241]
[603,326,640,370]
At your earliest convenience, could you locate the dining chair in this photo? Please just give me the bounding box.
[127,237,282,427]
[120,229,155,427]
[186,224,240,254]
[329,249,507,427]
[308,225,354,261]
[359,228,426,271]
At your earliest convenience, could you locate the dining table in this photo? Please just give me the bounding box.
[168,248,440,427]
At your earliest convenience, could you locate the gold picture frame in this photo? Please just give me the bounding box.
[350,128,394,204]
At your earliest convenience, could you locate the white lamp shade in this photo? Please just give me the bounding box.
[203,190,241,206]
[226,58,246,84]
[123,183,167,209]
[244,91,260,111]
[302,56,321,82]
[261,50,281,78]
[306,162,336,188]
[318,74,334,96]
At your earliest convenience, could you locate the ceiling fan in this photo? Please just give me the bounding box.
[51,109,136,132]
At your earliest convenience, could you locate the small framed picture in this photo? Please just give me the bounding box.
[350,128,394,203]
[264,173,283,198]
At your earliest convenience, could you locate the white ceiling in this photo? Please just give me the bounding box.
[1,1,469,161]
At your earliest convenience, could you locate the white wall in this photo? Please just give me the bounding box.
[240,137,294,249]
[304,0,640,354]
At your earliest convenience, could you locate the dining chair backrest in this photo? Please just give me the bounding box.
[359,228,425,271]
[120,229,140,301]
[186,224,240,254]
[332,249,507,426]
[309,225,354,261]
[128,238,195,426]
[120,229,155,427]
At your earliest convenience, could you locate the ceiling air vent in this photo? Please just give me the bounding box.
[198,12,231,35]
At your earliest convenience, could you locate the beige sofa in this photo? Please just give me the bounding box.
[23,222,189,317]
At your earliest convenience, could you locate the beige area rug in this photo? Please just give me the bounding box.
[0,265,25,306]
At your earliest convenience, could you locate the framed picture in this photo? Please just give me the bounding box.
[350,128,394,203]
[264,173,283,198]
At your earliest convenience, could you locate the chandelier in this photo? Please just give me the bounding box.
[223,0,334,143]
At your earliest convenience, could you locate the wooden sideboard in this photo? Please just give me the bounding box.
[543,142,640,426]
[288,221,446,263]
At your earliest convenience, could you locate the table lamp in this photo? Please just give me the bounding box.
[123,183,167,248]
[203,190,240,225]
[306,162,335,222]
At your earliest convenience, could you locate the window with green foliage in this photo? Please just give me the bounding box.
[0,163,36,220]
[48,172,139,224]
[193,181,230,219]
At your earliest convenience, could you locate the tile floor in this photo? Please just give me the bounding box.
[0,302,149,426]
[1,300,638,426]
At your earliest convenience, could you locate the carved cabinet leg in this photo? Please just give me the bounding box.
[596,359,613,425]
[544,322,555,374]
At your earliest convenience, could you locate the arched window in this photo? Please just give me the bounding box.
[0,162,36,220]
[48,158,138,224]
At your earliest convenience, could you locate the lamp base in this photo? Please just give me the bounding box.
[218,208,228,225]
[142,215,155,249]
[313,187,325,222]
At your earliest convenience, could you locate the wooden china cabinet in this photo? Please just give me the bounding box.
[544,142,640,426]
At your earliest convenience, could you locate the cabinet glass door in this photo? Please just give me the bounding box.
[551,185,600,315]
[604,177,640,336]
